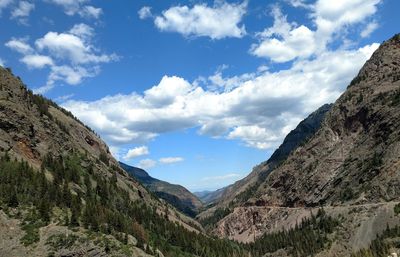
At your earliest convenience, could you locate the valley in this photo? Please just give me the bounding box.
[0,2,399,256]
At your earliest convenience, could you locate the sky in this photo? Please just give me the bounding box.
[0,0,399,192]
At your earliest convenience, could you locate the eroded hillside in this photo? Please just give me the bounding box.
[210,34,400,256]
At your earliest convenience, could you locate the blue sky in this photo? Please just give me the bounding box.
[0,0,399,191]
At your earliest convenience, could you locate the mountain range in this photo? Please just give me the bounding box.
[0,34,400,257]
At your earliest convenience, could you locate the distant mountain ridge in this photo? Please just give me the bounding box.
[120,162,203,217]
[194,188,226,204]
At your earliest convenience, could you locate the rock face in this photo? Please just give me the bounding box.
[120,162,203,217]
[212,34,400,254]
[197,103,332,219]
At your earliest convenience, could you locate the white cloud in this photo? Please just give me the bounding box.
[35,31,117,64]
[48,65,97,85]
[138,158,156,169]
[20,54,54,69]
[201,173,242,182]
[124,146,149,160]
[79,5,102,19]
[6,24,117,94]
[251,0,381,62]
[251,6,317,62]
[11,1,34,24]
[189,172,246,191]
[33,84,54,94]
[45,0,102,19]
[138,6,152,19]
[313,0,382,43]
[159,157,184,164]
[227,125,279,149]
[0,0,12,14]
[69,23,94,40]
[287,0,312,9]
[0,57,4,66]
[62,43,378,150]
[55,93,74,102]
[45,0,86,15]
[153,1,247,39]
[33,65,98,94]
[314,0,381,26]
[5,38,33,54]
[361,21,378,38]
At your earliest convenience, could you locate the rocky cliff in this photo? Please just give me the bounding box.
[212,34,400,256]
[197,104,332,222]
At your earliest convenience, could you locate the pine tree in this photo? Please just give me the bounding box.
[7,188,18,207]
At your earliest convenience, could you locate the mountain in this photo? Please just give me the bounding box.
[194,188,226,204]
[197,103,332,222]
[209,34,400,256]
[0,66,246,257]
[120,162,203,217]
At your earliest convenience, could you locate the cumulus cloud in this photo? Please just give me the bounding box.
[361,21,378,38]
[251,7,316,62]
[138,159,156,169]
[124,146,149,160]
[138,6,152,19]
[5,38,33,54]
[152,1,247,39]
[20,54,54,69]
[53,0,381,153]
[251,0,381,62]
[11,1,34,24]
[5,24,117,93]
[159,157,184,164]
[48,65,97,85]
[35,31,117,64]
[62,43,378,150]
[45,0,102,19]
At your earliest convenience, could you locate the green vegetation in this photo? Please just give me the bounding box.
[350,224,400,257]
[0,152,246,257]
[245,209,340,257]
[350,74,367,86]
[391,90,400,106]
[199,207,232,228]
[394,203,400,215]
[99,151,109,165]
[20,222,42,246]
[341,187,355,202]
[46,234,79,251]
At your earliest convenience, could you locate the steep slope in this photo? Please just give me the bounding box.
[0,67,246,257]
[213,34,400,256]
[120,162,203,217]
[197,104,332,223]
